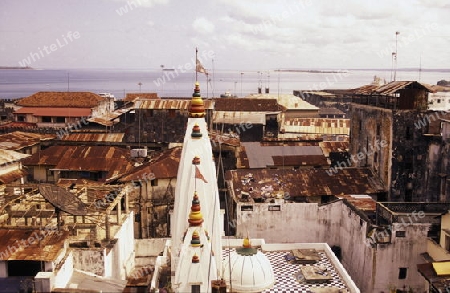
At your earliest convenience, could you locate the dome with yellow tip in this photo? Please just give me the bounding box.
[189,82,205,118]
[188,192,204,226]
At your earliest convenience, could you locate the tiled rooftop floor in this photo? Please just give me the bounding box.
[223,249,349,293]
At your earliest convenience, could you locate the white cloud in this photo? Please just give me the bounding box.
[192,17,215,34]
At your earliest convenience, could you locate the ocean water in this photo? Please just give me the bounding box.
[0,68,448,99]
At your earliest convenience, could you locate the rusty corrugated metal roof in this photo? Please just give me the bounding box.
[228,168,385,200]
[22,145,133,181]
[209,132,240,147]
[138,99,213,110]
[0,229,69,261]
[319,141,350,157]
[0,131,55,151]
[281,118,350,135]
[0,169,28,184]
[119,147,181,181]
[17,92,107,108]
[214,98,280,111]
[337,194,376,211]
[374,81,434,95]
[272,155,329,166]
[0,149,30,165]
[61,132,125,142]
[351,84,380,95]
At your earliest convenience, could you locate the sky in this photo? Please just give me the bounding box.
[1,0,449,71]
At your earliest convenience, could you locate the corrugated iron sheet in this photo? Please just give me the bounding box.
[125,93,159,102]
[319,141,350,157]
[0,229,69,261]
[0,131,55,151]
[0,149,30,165]
[61,133,125,142]
[213,111,268,125]
[214,98,280,111]
[282,118,350,135]
[138,99,213,110]
[0,169,28,184]
[374,81,434,95]
[228,168,385,200]
[22,145,133,181]
[119,147,181,181]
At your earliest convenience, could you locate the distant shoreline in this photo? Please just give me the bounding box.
[0,66,33,70]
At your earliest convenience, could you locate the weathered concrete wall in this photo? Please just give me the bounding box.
[72,249,105,276]
[235,201,341,244]
[350,104,392,199]
[372,223,429,292]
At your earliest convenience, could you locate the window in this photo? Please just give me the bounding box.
[396,231,406,237]
[398,267,407,279]
[42,116,52,123]
[17,115,25,122]
[374,152,378,163]
[437,99,441,103]
[241,205,253,211]
[376,124,380,136]
[56,117,65,123]
[151,179,158,186]
[405,126,412,140]
[268,205,281,211]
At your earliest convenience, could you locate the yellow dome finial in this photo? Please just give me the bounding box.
[189,82,205,118]
[188,192,204,226]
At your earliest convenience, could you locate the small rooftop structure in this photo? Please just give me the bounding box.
[0,131,55,151]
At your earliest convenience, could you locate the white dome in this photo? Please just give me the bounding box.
[223,249,275,293]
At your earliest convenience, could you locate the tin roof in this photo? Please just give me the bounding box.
[0,131,55,151]
[22,145,133,181]
[319,141,350,157]
[214,98,281,112]
[17,92,107,108]
[213,111,268,125]
[227,168,385,200]
[119,147,181,181]
[0,149,30,165]
[60,132,125,142]
[137,99,213,110]
[281,118,350,135]
[0,169,28,184]
[0,229,69,261]
[14,107,91,117]
[375,81,434,95]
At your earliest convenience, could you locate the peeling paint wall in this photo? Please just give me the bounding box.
[72,248,105,276]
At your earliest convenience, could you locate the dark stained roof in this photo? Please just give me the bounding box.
[227,168,386,200]
[0,131,55,151]
[337,194,377,212]
[0,229,69,261]
[352,81,434,96]
[119,147,181,181]
[124,93,159,102]
[214,98,281,112]
[17,92,107,108]
[138,99,213,110]
[22,145,134,181]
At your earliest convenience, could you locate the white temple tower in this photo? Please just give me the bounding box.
[171,82,223,292]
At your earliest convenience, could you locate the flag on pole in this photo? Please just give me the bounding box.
[195,165,208,183]
[196,58,207,75]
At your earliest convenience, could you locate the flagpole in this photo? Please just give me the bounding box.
[195,47,198,82]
